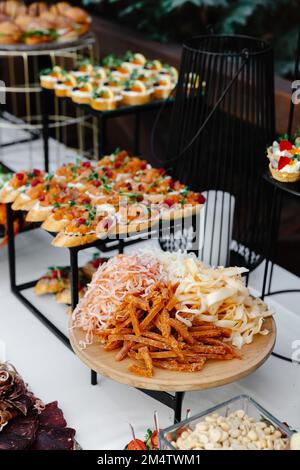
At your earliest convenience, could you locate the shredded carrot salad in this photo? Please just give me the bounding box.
[72,253,163,344]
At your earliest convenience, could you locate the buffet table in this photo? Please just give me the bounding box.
[1,229,300,450]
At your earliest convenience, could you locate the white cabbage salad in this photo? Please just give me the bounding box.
[144,250,272,348]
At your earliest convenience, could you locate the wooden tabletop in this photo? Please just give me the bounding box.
[69,317,276,392]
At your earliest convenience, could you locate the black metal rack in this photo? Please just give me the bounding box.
[42,89,174,171]
[261,172,300,300]
[6,201,198,422]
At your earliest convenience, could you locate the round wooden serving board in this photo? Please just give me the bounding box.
[69,317,276,392]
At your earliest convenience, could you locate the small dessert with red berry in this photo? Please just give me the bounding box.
[267,137,300,183]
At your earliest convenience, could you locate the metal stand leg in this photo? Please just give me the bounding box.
[134,111,140,154]
[41,89,49,172]
[187,212,199,257]
[261,187,279,299]
[99,115,107,156]
[91,370,97,385]
[70,248,98,385]
[69,248,79,310]
[138,389,185,423]
[174,392,185,423]
[6,203,16,291]
[119,238,124,254]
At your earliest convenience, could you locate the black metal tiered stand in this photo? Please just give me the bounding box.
[261,24,300,303]
[6,201,198,422]
[5,33,277,423]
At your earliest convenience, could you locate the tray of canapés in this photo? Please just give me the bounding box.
[0,150,205,248]
[0,1,91,48]
[34,253,106,306]
[40,52,178,111]
[69,250,275,390]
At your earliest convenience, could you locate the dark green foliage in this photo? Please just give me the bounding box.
[82,0,300,76]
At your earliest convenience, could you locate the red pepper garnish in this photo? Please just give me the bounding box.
[81,198,90,205]
[151,431,159,449]
[164,198,174,207]
[197,193,206,204]
[114,161,121,169]
[77,217,86,225]
[16,172,24,181]
[39,195,46,202]
[92,258,103,268]
[82,161,91,168]
[51,270,58,279]
[92,180,101,187]
[169,178,175,189]
[102,218,113,230]
[279,140,293,152]
[33,168,41,177]
[105,170,113,178]
[140,162,147,170]
[158,168,166,175]
[278,156,291,170]
[31,178,40,187]
[127,439,147,451]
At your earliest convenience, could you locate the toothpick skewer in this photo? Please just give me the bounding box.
[185,408,191,420]
[128,423,136,440]
[154,410,159,433]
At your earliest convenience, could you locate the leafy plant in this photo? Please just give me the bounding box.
[82,0,300,76]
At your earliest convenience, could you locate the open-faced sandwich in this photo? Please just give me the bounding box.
[71,59,93,78]
[0,20,22,44]
[121,79,153,106]
[54,72,77,97]
[0,168,46,205]
[152,75,175,100]
[62,6,91,36]
[40,66,64,89]
[34,265,70,296]
[55,267,90,305]
[90,86,122,111]
[267,137,300,183]
[70,78,93,104]
[81,252,106,278]
[143,59,163,77]
[22,18,58,45]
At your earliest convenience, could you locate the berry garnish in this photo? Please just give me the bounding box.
[278,156,291,170]
[279,140,293,152]
[16,172,24,181]
[197,193,206,204]
[33,168,41,177]
[31,178,40,187]
[164,198,174,207]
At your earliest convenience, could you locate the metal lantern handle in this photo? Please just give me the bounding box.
[151,49,249,165]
